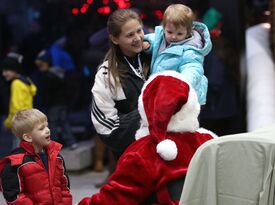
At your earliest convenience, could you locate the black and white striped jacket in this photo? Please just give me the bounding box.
[91,56,149,157]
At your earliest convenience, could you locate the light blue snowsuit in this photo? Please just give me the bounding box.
[144,21,212,105]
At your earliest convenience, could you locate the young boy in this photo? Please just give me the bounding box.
[1,52,37,148]
[143,4,212,105]
[0,108,72,205]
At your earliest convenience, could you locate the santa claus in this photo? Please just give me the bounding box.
[78,70,217,205]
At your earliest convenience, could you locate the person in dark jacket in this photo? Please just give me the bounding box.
[199,8,242,135]
[91,9,151,159]
[0,108,72,205]
[35,50,78,149]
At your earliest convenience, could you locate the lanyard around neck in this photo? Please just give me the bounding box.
[124,54,146,81]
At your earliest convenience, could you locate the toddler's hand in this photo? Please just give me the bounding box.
[142,41,150,50]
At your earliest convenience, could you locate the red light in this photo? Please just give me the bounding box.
[72,8,79,15]
[97,6,110,15]
[80,7,87,13]
[113,0,131,9]
[83,3,89,9]
[87,0,93,4]
[140,12,148,20]
[154,10,163,20]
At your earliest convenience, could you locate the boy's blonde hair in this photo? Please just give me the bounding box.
[11,108,47,139]
[163,4,194,36]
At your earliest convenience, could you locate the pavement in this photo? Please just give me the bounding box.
[69,169,109,204]
[0,169,109,204]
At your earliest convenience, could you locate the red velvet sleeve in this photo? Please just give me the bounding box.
[78,152,154,205]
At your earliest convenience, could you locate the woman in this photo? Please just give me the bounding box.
[91,9,151,159]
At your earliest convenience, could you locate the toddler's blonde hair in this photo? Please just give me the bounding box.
[163,4,193,36]
[11,108,47,139]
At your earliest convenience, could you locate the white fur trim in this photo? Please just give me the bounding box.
[135,123,150,140]
[137,72,181,138]
[167,82,200,133]
[156,139,178,161]
[138,70,200,134]
[196,128,219,138]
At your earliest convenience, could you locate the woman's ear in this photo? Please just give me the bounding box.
[109,34,118,45]
[22,133,32,142]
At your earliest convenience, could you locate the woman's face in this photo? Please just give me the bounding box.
[111,19,144,57]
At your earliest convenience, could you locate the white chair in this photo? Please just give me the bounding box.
[179,124,275,205]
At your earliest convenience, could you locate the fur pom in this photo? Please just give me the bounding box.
[156,139,178,161]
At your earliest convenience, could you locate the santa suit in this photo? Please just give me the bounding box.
[78,71,216,205]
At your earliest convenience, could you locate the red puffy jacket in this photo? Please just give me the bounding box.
[0,141,72,205]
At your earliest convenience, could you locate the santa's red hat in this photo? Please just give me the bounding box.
[136,71,200,161]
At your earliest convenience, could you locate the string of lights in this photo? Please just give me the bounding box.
[71,0,131,15]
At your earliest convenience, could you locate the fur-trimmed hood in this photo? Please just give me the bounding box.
[136,70,200,140]
[135,71,201,160]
